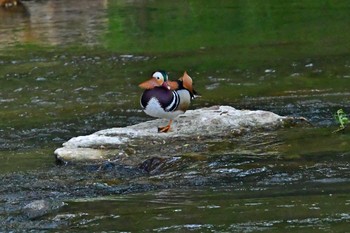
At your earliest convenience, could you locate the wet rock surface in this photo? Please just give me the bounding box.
[22,200,64,220]
[55,105,302,165]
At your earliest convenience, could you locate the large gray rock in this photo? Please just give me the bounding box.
[54,105,302,164]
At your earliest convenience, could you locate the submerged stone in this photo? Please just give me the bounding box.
[54,105,303,164]
[22,200,64,220]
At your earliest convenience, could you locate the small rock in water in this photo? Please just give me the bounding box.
[22,200,50,220]
[305,63,313,67]
[36,77,47,81]
[264,69,276,73]
[22,200,65,220]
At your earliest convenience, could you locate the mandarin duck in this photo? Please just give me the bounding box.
[139,70,197,132]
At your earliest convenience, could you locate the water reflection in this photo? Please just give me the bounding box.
[0,0,108,48]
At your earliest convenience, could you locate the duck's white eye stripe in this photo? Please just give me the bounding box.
[153,71,163,80]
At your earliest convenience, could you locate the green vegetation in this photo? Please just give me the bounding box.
[333,109,349,133]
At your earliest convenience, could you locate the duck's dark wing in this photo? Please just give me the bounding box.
[141,87,175,110]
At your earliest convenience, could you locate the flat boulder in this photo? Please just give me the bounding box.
[54,105,303,165]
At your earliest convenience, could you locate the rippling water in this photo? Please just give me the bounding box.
[0,0,350,232]
[56,187,350,232]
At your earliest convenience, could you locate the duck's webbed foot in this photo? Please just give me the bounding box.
[158,120,172,133]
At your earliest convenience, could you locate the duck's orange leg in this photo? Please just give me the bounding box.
[158,119,172,133]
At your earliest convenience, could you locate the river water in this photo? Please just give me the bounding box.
[0,0,350,232]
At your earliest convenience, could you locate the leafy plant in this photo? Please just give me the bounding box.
[333,109,349,133]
